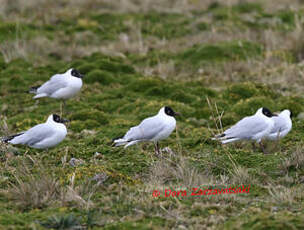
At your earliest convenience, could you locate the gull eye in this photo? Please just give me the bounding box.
[53,114,61,122]
[71,69,76,76]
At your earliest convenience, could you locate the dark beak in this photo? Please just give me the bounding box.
[80,74,84,79]
[174,112,181,117]
[61,118,70,123]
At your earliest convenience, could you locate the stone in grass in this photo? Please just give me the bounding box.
[94,152,104,159]
[297,112,304,120]
[90,172,108,185]
[69,158,85,167]
[161,147,176,157]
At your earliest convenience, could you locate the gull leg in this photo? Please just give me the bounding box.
[154,142,158,155]
[275,133,281,152]
[60,100,66,116]
[60,101,63,117]
[259,141,267,154]
[251,142,257,152]
[63,100,66,113]
[154,142,160,157]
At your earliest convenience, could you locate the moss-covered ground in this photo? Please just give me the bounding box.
[1,1,304,229]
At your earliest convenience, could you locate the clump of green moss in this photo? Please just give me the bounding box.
[179,41,263,66]
[169,90,197,104]
[196,22,209,31]
[277,10,296,29]
[85,70,115,85]
[223,211,304,229]
[223,82,277,102]
[96,59,135,74]
[233,2,263,14]
[136,12,192,39]
[0,22,19,42]
[127,78,163,93]
[70,109,108,125]
[231,96,276,117]
[77,63,97,74]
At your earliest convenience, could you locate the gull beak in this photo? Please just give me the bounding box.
[80,74,84,79]
[174,112,181,117]
[61,118,70,123]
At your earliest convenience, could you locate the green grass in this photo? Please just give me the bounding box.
[1,1,304,229]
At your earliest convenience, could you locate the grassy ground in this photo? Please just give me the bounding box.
[1,0,304,229]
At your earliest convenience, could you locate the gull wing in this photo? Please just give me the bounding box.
[37,74,68,95]
[10,123,55,146]
[224,116,268,139]
[124,116,166,141]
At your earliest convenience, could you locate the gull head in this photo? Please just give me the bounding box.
[48,114,69,124]
[260,107,277,118]
[160,106,180,117]
[281,109,292,118]
[67,68,84,79]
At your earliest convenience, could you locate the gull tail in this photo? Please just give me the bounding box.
[1,133,23,143]
[112,136,139,148]
[221,138,240,144]
[211,133,226,141]
[212,133,239,144]
[112,136,127,147]
[29,85,40,94]
[29,85,48,99]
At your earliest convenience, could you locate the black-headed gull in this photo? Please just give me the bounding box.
[267,109,292,140]
[213,107,277,153]
[113,106,179,155]
[2,114,68,149]
[29,68,84,113]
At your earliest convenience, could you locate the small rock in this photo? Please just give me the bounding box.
[69,158,85,167]
[297,112,304,120]
[94,152,104,159]
[161,147,176,157]
[91,173,108,185]
[271,206,279,212]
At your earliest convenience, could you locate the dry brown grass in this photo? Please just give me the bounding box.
[279,145,304,174]
[147,152,213,189]
[0,156,97,210]
[267,184,304,206]
[1,157,62,210]
[1,0,304,94]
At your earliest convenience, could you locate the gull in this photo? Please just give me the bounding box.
[113,106,179,155]
[1,114,68,149]
[212,107,277,153]
[267,109,292,141]
[29,68,84,114]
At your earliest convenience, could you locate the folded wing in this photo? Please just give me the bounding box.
[9,123,55,147]
[37,74,68,96]
[124,116,166,141]
[218,116,268,140]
